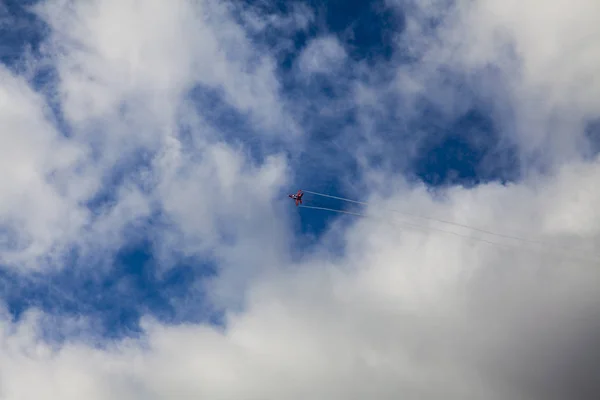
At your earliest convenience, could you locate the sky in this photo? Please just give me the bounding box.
[1,0,600,398]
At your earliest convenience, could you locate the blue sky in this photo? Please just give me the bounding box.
[1,0,600,398]
[2,0,518,337]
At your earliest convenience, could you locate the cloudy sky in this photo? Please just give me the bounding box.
[1,0,600,398]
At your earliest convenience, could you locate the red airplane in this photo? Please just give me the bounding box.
[288,189,304,206]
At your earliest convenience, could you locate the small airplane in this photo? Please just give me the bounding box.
[288,189,304,206]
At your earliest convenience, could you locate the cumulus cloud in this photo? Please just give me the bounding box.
[0,0,300,271]
[1,0,600,399]
[36,0,295,134]
[388,0,600,167]
[0,64,89,268]
[298,35,347,75]
[2,163,600,399]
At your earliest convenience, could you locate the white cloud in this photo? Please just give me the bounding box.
[1,0,600,399]
[0,65,90,268]
[389,0,600,167]
[242,2,315,36]
[0,0,303,270]
[298,35,347,75]
[152,137,291,308]
[1,159,600,399]
[35,0,298,135]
